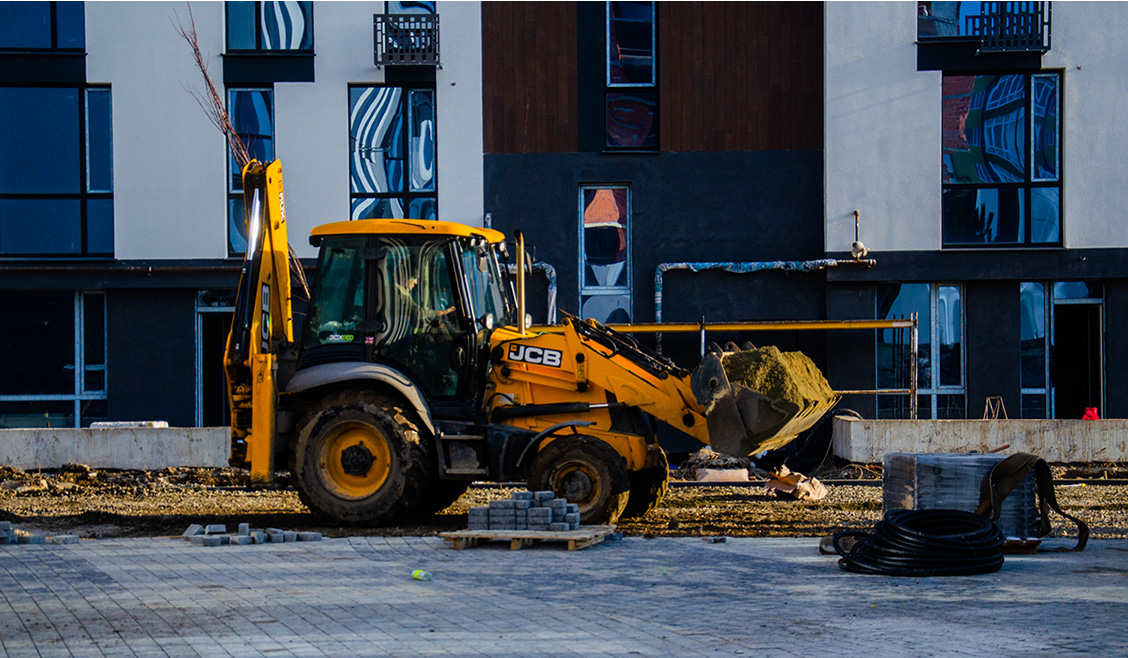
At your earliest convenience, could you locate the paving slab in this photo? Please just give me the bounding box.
[0,536,1125,656]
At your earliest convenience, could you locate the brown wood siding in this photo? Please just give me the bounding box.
[482,2,578,154]
[658,2,824,151]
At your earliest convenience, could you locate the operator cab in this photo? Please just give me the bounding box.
[300,220,516,411]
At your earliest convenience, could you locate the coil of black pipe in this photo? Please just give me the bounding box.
[833,509,1005,577]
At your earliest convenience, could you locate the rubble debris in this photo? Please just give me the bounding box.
[673,448,759,481]
[181,521,322,546]
[765,466,827,501]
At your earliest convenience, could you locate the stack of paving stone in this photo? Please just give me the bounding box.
[0,521,78,545]
[183,522,323,546]
[468,491,581,532]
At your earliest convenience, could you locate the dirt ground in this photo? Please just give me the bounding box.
[2,461,1125,541]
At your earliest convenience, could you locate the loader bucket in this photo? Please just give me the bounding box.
[690,344,839,457]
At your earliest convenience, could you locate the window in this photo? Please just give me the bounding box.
[1020,281,1104,419]
[0,86,113,256]
[227,88,274,255]
[876,283,965,419]
[0,291,106,428]
[606,1,657,149]
[942,73,1061,246]
[349,85,436,221]
[0,1,84,50]
[226,1,313,52]
[579,186,631,324]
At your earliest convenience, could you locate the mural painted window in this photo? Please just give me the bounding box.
[876,283,965,419]
[226,1,313,52]
[349,85,436,221]
[942,73,1061,246]
[0,291,107,428]
[227,88,274,255]
[606,1,657,149]
[580,186,631,324]
[0,86,113,256]
[1020,281,1104,419]
[0,1,85,50]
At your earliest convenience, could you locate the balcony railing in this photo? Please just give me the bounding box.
[374,13,440,66]
[918,2,1051,53]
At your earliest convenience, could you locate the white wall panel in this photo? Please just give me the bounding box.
[825,2,941,254]
[86,2,227,259]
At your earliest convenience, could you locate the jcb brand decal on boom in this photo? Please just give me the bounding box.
[260,283,271,352]
[508,345,562,368]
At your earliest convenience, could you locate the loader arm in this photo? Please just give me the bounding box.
[224,160,293,483]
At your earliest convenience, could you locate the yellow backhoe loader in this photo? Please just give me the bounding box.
[225,160,839,525]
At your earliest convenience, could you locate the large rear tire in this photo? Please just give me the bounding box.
[291,391,432,525]
[621,448,669,519]
[528,435,630,525]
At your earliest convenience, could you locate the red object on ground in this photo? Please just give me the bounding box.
[1082,407,1100,420]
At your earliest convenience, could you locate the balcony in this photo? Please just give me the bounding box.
[374,13,440,67]
[917,2,1050,71]
[919,2,1050,52]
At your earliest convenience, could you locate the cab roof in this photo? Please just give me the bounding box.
[311,219,506,244]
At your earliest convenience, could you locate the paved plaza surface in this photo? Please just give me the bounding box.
[1,533,1125,657]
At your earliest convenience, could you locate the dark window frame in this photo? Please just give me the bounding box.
[347,83,438,221]
[942,70,1063,248]
[0,84,113,258]
[225,1,315,53]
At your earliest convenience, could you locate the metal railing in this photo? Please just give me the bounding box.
[374,14,440,67]
[966,2,1051,52]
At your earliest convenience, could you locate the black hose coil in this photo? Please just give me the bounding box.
[834,509,1005,577]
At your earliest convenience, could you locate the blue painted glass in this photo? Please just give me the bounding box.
[407,197,436,221]
[86,198,114,255]
[943,75,1025,184]
[351,197,403,221]
[229,89,273,191]
[56,1,85,49]
[226,2,257,50]
[608,1,654,86]
[1030,187,1059,243]
[86,88,112,193]
[1019,282,1046,389]
[0,2,52,48]
[0,88,80,193]
[261,1,313,50]
[917,2,984,38]
[0,199,81,254]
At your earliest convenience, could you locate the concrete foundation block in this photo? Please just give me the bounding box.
[231,535,254,546]
[564,513,580,526]
[565,503,579,514]
[204,524,226,535]
[489,499,516,509]
[513,491,534,501]
[533,490,555,501]
[17,532,46,545]
[48,535,79,545]
[182,524,204,539]
[251,532,268,544]
[296,532,322,542]
[528,507,552,520]
[237,523,250,535]
[548,523,569,532]
[283,531,298,542]
[268,532,285,543]
[190,535,222,547]
[527,522,550,532]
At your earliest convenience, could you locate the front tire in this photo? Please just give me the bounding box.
[291,391,432,525]
[621,448,669,519]
[528,435,630,525]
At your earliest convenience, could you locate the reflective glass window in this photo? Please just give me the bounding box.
[228,89,274,192]
[83,292,106,393]
[0,291,75,395]
[1053,281,1103,301]
[349,85,436,220]
[1019,282,1046,389]
[605,1,657,150]
[86,199,114,255]
[942,72,1062,247]
[0,199,82,254]
[917,1,984,38]
[305,238,367,348]
[876,283,965,419]
[580,186,631,323]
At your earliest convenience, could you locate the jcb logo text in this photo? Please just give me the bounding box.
[509,345,562,368]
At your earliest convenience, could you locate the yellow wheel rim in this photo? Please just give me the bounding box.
[317,422,393,500]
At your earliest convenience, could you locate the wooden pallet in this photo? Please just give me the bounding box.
[440,525,616,551]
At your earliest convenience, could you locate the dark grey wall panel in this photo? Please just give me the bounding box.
[965,281,1021,418]
[825,282,878,419]
[1105,281,1128,418]
[107,289,197,427]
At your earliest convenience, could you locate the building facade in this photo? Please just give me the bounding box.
[1,1,1124,439]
